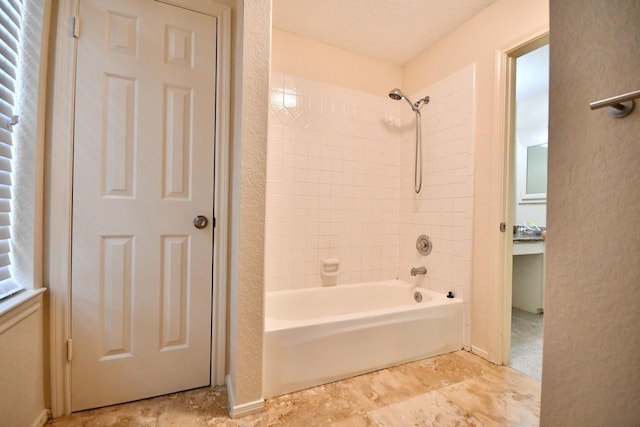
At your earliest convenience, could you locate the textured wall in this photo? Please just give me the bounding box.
[541,1,640,424]
[404,0,548,360]
[227,0,270,408]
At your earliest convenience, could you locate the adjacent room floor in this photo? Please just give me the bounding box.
[47,351,540,426]
[510,308,544,382]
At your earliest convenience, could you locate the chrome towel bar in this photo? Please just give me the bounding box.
[590,89,640,118]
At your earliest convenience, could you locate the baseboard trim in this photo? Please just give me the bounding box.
[225,374,265,419]
[471,345,490,360]
[32,409,50,427]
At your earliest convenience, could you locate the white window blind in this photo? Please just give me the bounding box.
[0,0,21,300]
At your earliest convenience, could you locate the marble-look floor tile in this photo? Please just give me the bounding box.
[393,350,493,391]
[247,366,427,426]
[331,414,375,427]
[47,351,540,427]
[46,400,161,427]
[368,390,483,427]
[438,367,540,427]
[337,364,430,410]
[155,388,230,425]
[47,388,230,427]
[256,383,368,425]
[510,308,543,381]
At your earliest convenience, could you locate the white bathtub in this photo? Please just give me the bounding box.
[263,279,463,398]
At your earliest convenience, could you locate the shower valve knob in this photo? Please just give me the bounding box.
[416,235,433,256]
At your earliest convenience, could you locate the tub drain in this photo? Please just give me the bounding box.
[414,291,423,303]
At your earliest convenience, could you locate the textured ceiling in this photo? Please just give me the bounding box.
[272,0,498,65]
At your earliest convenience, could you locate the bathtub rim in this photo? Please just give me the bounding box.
[264,280,463,331]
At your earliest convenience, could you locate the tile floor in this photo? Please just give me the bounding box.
[510,308,544,381]
[47,351,540,426]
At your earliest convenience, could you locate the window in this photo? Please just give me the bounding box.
[0,0,22,300]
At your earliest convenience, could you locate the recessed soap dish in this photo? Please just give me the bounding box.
[416,235,433,256]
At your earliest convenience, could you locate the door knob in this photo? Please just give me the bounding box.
[193,215,208,229]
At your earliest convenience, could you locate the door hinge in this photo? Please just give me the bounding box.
[67,339,73,361]
[73,16,80,38]
[500,222,506,232]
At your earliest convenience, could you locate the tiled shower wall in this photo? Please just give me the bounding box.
[265,73,401,291]
[397,65,475,345]
[266,67,475,345]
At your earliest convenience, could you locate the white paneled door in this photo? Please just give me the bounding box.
[71,0,216,411]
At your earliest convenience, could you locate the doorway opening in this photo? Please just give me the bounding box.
[499,34,549,381]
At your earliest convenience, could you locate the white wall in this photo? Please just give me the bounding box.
[271,29,402,97]
[541,0,640,424]
[404,0,549,361]
[0,294,47,426]
[397,66,475,348]
[267,30,405,292]
[514,91,548,226]
[267,34,476,347]
[265,73,401,290]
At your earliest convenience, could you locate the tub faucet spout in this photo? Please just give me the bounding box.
[411,266,427,276]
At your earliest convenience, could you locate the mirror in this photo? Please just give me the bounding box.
[526,143,547,195]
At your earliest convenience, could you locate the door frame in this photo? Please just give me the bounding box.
[45,0,232,416]
[494,27,549,366]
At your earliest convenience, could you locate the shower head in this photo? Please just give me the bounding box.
[388,88,429,112]
[388,88,408,101]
